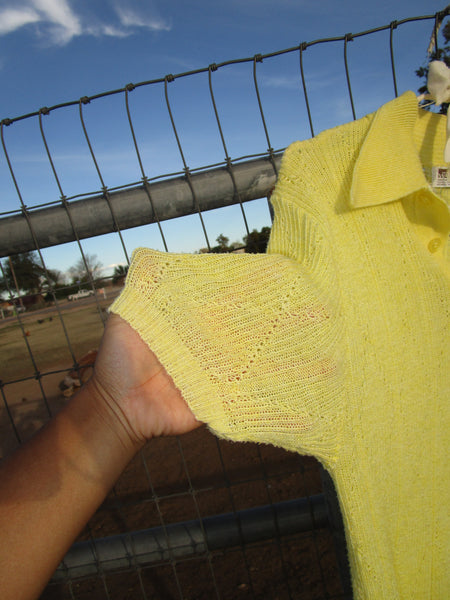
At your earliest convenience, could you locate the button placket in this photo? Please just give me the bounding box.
[418,189,450,255]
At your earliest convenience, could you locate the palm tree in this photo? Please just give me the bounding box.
[112,264,129,285]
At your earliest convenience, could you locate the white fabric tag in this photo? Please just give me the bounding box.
[432,166,450,188]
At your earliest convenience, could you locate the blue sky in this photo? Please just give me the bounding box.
[0,0,446,280]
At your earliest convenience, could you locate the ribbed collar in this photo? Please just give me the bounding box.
[350,91,444,209]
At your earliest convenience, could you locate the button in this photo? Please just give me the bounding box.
[428,238,442,253]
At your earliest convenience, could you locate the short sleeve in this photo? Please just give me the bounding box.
[110,247,344,461]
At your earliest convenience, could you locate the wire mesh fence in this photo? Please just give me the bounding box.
[0,7,446,600]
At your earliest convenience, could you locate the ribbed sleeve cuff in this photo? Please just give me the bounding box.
[109,252,230,435]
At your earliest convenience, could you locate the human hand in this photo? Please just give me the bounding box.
[89,314,201,449]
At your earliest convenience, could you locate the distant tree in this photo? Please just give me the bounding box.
[0,252,44,295]
[40,269,68,302]
[43,268,65,289]
[244,227,271,253]
[416,20,450,115]
[215,234,230,251]
[69,254,103,284]
[199,234,238,254]
[112,264,129,285]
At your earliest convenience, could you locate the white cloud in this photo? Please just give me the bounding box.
[260,75,300,90]
[115,4,171,32]
[0,7,40,35]
[0,0,171,45]
[87,24,131,39]
[34,0,80,30]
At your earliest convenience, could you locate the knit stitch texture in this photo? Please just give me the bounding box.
[111,92,450,599]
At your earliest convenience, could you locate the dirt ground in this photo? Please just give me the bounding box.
[0,299,347,600]
[41,427,346,600]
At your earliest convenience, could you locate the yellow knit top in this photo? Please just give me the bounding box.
[111,92,450,599]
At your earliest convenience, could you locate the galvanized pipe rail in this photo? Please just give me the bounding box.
[0,154,281,258]
[52,494,328,582]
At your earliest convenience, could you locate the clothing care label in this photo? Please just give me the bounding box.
[432,166,450,188]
